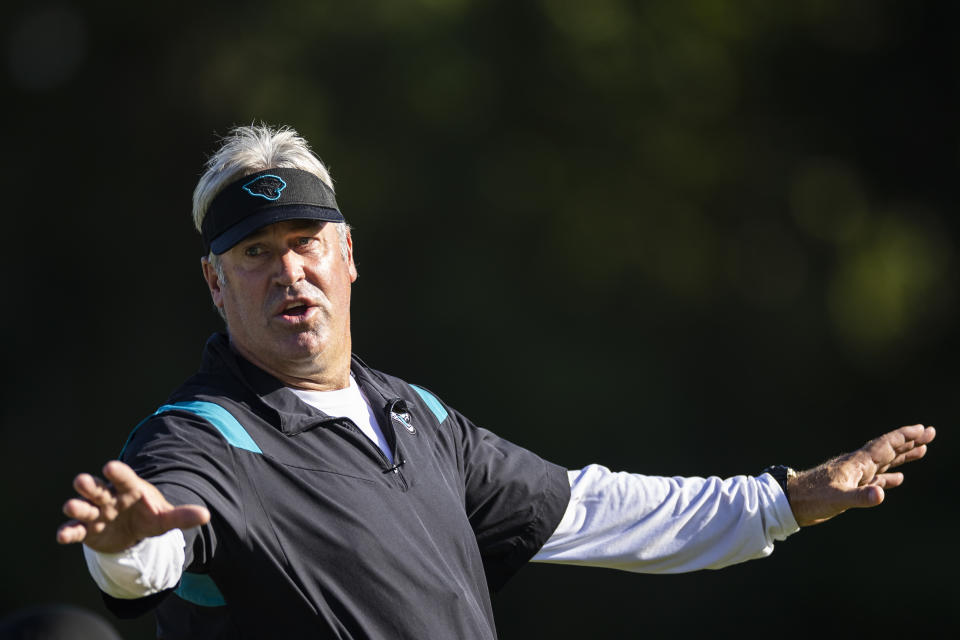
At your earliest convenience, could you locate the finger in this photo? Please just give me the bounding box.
[864,426,925,467]
[73,473,116,509]
[901,443,928,461]
[56,521,88,544]
[890,444,928,468]
[878,444,929,474]
[885,427,935,461]
[890,439,917,456]
[62,498,101,522]
[889,425,936,450]
[914,425,936,445]
[869,472,904,489]
[894,424,928,441]
[102,461,144,495]
[103,461,148,510]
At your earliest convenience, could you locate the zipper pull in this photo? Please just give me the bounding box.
[382,458,406,474]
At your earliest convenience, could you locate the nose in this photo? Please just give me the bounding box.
[273,249,305,286]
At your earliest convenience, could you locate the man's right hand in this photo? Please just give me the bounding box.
[56,460,210,553]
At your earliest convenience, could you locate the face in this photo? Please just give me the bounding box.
[201,220,358,389]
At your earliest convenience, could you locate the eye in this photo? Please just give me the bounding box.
[296,237,317,248]
[244,245,264,257]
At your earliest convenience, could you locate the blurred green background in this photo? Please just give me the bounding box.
[3,0,957,637]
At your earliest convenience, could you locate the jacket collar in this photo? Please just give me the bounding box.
[198,333,399,436]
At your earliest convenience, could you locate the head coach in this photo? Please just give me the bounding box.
[56,125,936,639]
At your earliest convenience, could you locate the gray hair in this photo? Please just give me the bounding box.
[194,124,351,270]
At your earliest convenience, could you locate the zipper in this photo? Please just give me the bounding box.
[382,399,410,491]
[336,416,408,491]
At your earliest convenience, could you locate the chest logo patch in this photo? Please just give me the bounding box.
[242,174,287,201]
[391,410,417,435]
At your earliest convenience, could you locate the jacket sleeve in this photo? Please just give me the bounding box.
[435,400,571,591]
[97,410,243,617]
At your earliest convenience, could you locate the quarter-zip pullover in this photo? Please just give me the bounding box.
[107,333,570,639]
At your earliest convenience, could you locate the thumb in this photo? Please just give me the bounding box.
[156,505,211,533]
[849,484,885,509]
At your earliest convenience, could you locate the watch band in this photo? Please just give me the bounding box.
[760,464,797,498]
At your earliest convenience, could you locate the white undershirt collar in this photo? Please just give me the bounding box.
[288,374,394,462]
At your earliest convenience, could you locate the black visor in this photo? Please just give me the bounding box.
[201,167,344,255]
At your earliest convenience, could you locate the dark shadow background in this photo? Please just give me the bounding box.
[3,1,957,637]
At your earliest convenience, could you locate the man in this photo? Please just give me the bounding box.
[57,125,935,639]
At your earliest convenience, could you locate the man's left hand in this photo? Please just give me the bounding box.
[786,424,936,527]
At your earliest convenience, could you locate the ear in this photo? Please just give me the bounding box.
[346,231,358,283]
[200,256,225,310]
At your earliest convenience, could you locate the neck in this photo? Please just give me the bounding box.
[228,336,352,391]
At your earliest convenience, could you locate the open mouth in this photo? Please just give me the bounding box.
[275,300,317,323]
[282,304,310,317]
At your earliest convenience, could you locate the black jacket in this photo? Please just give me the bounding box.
[108,334,570,639]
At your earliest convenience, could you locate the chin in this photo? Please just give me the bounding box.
[280,331,331,359]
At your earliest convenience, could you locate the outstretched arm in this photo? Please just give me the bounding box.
[534,467,797,573]
[56,460,210,553]
[535,424,935,573]
[787,424,936,527]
